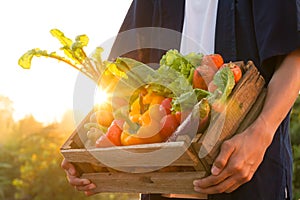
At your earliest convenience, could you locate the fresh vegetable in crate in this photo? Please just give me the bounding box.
[86,50,242,147]
[18,29,243,148]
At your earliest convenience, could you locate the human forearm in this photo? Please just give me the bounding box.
[252,49,300,145]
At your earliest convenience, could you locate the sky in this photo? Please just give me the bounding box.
[0,0,132,124]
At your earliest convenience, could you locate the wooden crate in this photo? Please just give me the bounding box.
[60,61,266,196]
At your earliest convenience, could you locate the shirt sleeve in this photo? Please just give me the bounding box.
[108,0,185,65]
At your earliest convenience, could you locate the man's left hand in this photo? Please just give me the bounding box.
[193,124,271,194]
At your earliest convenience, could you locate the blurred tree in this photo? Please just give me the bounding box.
[10,115,139,200]
[12,123,88,200]
[290,95,300,200]
[0,95,14,144]
[58,109,76,134]
[291,96,300,144]
[0,96,21,200]
[0,151,19,200]
[16,115,43,137]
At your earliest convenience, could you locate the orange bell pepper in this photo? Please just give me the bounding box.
[121,105,165,145]
[120,126,163,146]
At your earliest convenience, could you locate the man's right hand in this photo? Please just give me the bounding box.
[61,158,97,196]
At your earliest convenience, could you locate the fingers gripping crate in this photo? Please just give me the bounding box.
[60,61,266,195]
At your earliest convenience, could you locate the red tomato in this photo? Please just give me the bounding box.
[209,54,224,69]
[198,114,210,133]
[229,64,242,83]
[106,119,124,146]
[201,54,224,69]
[175,111,182,124]
[174,111,190,124]
[159,114,179,140]
[193,67,208,90]
[160,98,173,114]
[193,64,217,91]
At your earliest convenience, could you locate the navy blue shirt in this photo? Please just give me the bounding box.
[110,0,300,199]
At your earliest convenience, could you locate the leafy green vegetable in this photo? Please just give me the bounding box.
[154,49,202,95]
[208,66,235,105]
[141,49,205,113]
[18,48,59,69]
[18,29,127,85]
[184,52,204,67]
[50,29,88,65]
[146,49,205,113]
[198,98,210,119]
[171,89,211,112]
[159,49,203,84]
[145,65,194,97]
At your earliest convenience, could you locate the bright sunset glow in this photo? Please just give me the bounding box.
[0,0,132,123]
[94,89,109,106]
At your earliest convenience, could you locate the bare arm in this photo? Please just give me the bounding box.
[258,49,300,139]
[193,48,300,194]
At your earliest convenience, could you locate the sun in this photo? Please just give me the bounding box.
[94,88,109,106]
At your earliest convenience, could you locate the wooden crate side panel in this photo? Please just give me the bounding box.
[61,141,202,169]
[235,88,267,133]
[197,62,265,168]
[192,89,266,172]
[60,149,101,165]
[82,171,206,195]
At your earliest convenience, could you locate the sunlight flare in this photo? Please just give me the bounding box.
[94,88,109,106]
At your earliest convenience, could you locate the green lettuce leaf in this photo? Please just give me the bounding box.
[209,66,235,105]
[171,88,211,112]
[159,49,203,84]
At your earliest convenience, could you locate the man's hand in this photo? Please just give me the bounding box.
[61,159,96,196]
[193,121,272,194]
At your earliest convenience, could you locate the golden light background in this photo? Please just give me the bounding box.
[0,0,132,124]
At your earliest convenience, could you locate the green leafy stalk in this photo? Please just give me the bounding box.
[90,47,106,74]
[50,29,99,80]
[18,48,78,71]
[18,48,96,81]
[50,29,88,65]
[18,29,103,83]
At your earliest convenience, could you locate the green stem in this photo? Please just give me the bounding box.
[46,54,96,82]
[81,50,100,78]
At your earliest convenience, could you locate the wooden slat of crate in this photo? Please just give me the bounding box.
[236,88,267,133]
[194,61,265,171]
[61,138,207,195]
[61,141,205,170]
[81,171,206,195]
